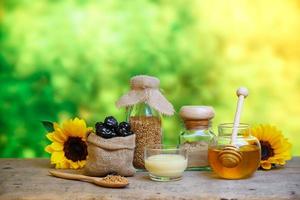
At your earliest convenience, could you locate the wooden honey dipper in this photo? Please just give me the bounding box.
[218,87,249,168]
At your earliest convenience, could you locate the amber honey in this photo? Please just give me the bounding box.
[208,145,260,179]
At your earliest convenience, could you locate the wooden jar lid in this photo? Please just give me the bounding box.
[179,106,215,120]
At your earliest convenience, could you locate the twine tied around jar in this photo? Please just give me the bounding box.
[116,75,175,116]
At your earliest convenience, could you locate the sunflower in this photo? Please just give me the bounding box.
[250,124,292,170]
[45,118,92,169]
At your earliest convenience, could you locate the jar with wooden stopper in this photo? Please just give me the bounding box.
[179,106,215,170]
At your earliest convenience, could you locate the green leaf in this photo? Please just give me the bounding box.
[41,121,54,132]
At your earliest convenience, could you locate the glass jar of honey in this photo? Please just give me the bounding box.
[208,123,261,179]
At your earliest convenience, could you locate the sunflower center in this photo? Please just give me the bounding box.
[64,137,88,162]
[260,140,274,160]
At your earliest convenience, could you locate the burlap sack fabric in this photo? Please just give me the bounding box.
[84,133,136,177]
[116,75,175,115]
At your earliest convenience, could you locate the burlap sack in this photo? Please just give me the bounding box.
[84,133,136,177]
[116,75,175,115]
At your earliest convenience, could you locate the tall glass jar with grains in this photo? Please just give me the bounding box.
[116,75,174,169]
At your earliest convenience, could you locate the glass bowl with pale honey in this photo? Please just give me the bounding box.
[208,123,261,179]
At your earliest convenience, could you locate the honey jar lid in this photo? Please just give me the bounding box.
[179,106,215,120]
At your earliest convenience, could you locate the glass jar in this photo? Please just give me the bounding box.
[116,75,175,169]
[179,106,215,170]
[127,103,162,169]
[208,123,261,179]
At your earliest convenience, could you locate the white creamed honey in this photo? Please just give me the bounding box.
[145,154,187,177]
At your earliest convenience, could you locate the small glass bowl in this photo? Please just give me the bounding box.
[144,144,188,181]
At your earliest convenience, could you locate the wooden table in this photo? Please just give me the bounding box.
[0,158,299,200]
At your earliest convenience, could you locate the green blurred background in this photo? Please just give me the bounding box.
[1,0,300,158]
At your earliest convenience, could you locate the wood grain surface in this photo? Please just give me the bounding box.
[0,158,299,200]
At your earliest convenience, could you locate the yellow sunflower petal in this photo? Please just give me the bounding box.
[46,133,54,142]
[276,158,286,165]
[75,118,88,136]
[45,145,53,153]
[53,122,61,131]
[275,153,292,161]
[55,162,63,169]
[258,125,267,140]
[55,161,69,169]
[63,120,78,137]
[50,151,65,164]
[57,160,70,169]
[264,125,275,141]
[275,141,292,156]
[47,132,65,143]
[50,142,63,151]
[252,125,264,140]
[261,161,272,170]
[63,118,89,138]
[69,161,80,169]
[268,157,279,164]
[78,160,86,168]
[272,154,287,161]
[53,123,68,141]
[272,140,285,151]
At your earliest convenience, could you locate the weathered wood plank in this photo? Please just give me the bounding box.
[0,158,299,200]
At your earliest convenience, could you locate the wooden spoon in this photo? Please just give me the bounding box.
[218,87,249,168]
[49,170,129,188]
